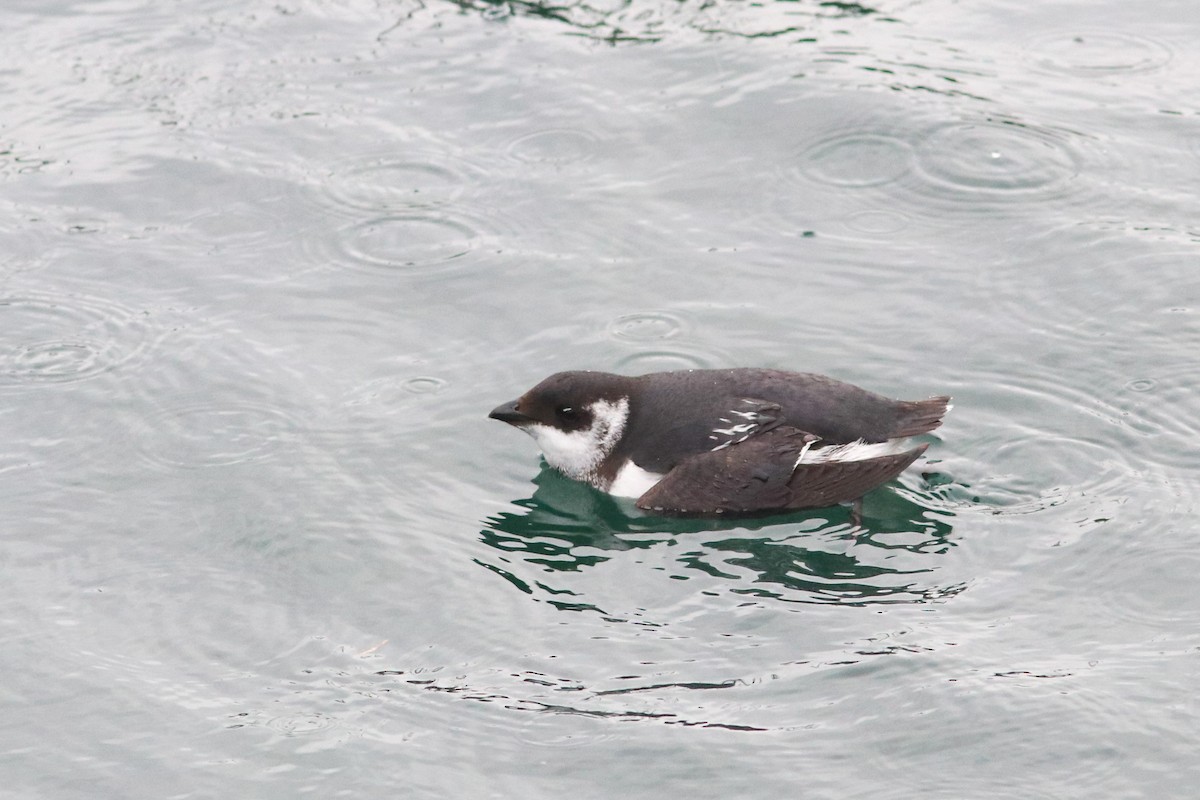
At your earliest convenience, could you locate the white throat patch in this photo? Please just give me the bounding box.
[522,397,629,485]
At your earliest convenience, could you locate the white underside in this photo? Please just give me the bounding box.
[607,460,664,498]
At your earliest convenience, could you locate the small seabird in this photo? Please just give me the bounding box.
[489,368,950,516]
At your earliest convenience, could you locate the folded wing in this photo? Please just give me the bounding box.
[636,426,926,516]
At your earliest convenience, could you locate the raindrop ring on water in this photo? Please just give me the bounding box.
[799,133,915,188]
[914,121,1081,195]
[136,401,300,470]
[613,348,721,374]
[843,209,910,236]
[608,311,686,342]
[332,215,480,275]
[324,158,466,212]
[508,129,599,165]
[401,376,447,394]
[1026,32,1172,75]
[0,291,158,387]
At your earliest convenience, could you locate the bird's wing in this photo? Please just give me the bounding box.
[636,427,926,516]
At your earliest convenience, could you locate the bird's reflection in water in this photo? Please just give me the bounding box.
[479,466,964,610]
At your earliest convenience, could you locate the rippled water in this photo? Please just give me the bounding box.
[3,0,1199,797]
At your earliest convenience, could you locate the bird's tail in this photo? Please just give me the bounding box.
[889,395,952,438]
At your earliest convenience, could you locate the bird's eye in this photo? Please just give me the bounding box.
[556,405,577,420]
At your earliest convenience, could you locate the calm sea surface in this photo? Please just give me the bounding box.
[3,0,1199,796]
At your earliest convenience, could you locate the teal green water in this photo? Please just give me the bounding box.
[3,0,1199,796]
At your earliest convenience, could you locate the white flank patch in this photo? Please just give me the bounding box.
[523,397,629,484]
[795,438,911,467]
[607,460,664,498]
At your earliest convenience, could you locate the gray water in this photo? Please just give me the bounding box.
[3,0,1199,796]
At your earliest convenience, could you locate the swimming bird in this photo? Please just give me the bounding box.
[489,368,950,516]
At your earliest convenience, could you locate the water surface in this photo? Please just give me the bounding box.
[2,0,1199,796]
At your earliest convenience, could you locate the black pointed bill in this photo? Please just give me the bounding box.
[489,399,533,426]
